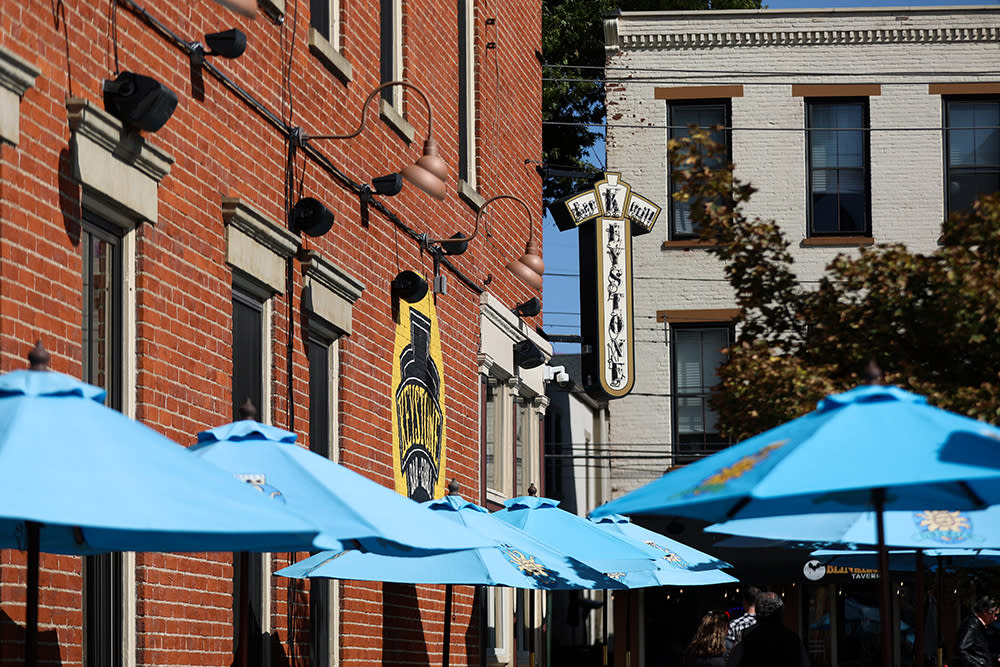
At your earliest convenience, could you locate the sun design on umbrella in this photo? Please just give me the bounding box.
[500,545,553,580]
[645,540,691,569]
[681,440,788,498]
[913,511,973,543]
[605,571,625,581]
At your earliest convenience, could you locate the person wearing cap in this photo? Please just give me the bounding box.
[727,591,810,667]
[956,595,1000,667]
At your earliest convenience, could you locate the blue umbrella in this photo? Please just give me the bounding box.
[591,385,1000,524]
[277,493,625,589]
[707,506,1000,550]
[589,514,736,587]
[189,419,490,555]
[0,352,331,667]
[590,383,1000,667]
[494,495,659,576]
[277,490,627,667]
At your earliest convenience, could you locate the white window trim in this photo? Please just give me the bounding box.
[0,46,39,146]
[458,0,478,193]
[308,0,353,84]
[78,144,146,667]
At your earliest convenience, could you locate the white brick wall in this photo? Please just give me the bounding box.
[603,6,1000,498]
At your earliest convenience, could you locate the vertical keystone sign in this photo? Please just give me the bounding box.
[551,173,660,400]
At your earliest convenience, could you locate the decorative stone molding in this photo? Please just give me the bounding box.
[617,25,1000,51]
[222,196,299,294]
[67,98,174,223]
[0,47,39,145]
[300,249,364,336]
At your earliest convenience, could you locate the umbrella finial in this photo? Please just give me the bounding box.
[527,482,537,497]
[447,479,460,495]
[239,398,258,420]
[863,359,883,385]
[28,341,50,371]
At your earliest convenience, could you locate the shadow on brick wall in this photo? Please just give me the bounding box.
[383,583,430,667]
[0,607,64,666]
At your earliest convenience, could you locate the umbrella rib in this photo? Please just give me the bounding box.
[958,480,987,510]
[726,496,751,520]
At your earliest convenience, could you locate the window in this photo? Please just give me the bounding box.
[309,0,352,81]
[308,331,339,667]
[310,0,339,47]
[515,399,528,495]
[671,325,730,464]
[483,376,501,493]
[380,0,403,110]
[81,212,125,667]
[667,101,729,240]
[458,0,477,191]
[232,286,269,667]
[945,98,1000,215]
[807,100,870,236]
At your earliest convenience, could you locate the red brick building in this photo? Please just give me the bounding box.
[0,0,546,665]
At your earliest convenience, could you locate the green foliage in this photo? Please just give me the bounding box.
[541,0,761,205]
[668,129,1000,442]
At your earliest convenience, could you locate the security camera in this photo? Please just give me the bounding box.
[544,365,571,388]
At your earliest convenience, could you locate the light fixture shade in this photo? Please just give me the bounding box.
[401,137,447,200]
[506,239,544,291]
[513,340,546,370]
[102,71,178,133]
[391,270,429,303]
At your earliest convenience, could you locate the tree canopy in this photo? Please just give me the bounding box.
[541,0,761,205]
[669,128,1000,442]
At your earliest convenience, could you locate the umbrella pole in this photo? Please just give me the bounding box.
[915,550,925,667]
[874,489,893,667]
[443,584,452,667]
[26,521,39,667]
[602,590,608,667]
[529,591,535,667]
[238,552,249,667]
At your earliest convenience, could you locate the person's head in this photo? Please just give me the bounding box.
[686,610,730,657]
[754,592,784,622]
[742,586,762,614]
[974,596,999,624]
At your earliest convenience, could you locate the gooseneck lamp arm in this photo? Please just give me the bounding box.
[303,80,435,142]
[300,80,447,200]
[425,194,534,248]
[425,195,544,291]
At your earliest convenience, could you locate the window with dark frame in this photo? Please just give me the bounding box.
[231,287,266,667]
[379,0,400,106]
[310,0,331,41]
[806,99,870,236]
[945,97,1000,215]
[670,325,731,464]
[484,376,500,492]
[81,212,125,667]
[307,332,333,667]
[668,101,730,240]
[458,0,476,187]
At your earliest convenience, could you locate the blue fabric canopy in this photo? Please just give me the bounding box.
[191,421,490,555]
[0,369,326,554]
[277,494,626,589]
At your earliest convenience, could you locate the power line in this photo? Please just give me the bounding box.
[545,120,990,133]
[542,62,1000,79]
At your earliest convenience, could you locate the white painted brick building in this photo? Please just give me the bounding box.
[603,6,1000,499]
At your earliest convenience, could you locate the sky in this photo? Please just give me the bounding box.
[540,0,993,354]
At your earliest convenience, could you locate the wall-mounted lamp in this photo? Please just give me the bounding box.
[191,28,248,66]
[424,195,544,291]
[298,81,447,200]
[102,71,178,133]
[290,197,335,237]
[391,270,429,304]
[513,297,541,318]
[513,339,546,370]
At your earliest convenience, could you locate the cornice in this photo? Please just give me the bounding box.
[617,25,1000,51]
[66,98,174,183]
[221,196,299,260]
[0,48,39,97]
[300,250,365,304]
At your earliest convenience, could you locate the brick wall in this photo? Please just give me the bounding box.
[0,0,541,664]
